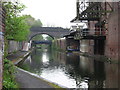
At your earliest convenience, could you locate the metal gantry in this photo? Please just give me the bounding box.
[71,0,113,39]
[71,0,113,22]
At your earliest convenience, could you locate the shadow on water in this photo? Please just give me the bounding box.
[18,49,119,88]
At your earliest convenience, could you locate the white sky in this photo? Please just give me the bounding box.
[20,0,77,28]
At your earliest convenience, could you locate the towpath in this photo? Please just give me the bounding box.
[15,68,54,89]
[6,50,55,89]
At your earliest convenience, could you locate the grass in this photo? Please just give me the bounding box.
[48,83,67,90]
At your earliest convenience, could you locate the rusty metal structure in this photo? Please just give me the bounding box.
[71,0,113,40]
[71,0,113,22]
[70,0,120,61]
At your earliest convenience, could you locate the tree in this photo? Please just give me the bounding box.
[33,19,42,27]
[32,35,44,41]
[23,15,42,27]
[45,36,53,40]
[3,1,30,41]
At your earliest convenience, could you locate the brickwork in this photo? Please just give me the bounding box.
[104,3,119,60]
[0,2,5,89]
[0,3,2,89]
[30,27,70,40]
[118,2,120,62]
[84,2,120,60]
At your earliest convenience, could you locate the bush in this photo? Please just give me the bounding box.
[3,59,18,89]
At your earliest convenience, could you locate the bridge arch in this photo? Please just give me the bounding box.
[29,27,70,42]
[29,33,54,42]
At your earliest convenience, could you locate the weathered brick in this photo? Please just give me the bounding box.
[0,2,5,89]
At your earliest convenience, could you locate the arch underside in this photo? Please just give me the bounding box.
[29,32,55,41]
[30,31,70,40]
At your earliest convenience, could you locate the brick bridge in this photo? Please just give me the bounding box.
[29,27,70,40]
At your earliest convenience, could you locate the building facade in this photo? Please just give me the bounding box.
[71,1,120,61]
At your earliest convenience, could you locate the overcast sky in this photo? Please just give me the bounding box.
[20,0,76,28]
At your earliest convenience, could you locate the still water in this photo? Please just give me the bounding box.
[18,49,118,88]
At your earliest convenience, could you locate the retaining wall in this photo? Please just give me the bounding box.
[53,38,67,51]
[8,40,23,53]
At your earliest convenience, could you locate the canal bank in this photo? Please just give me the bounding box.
[15,67,54,88]
[7,50,31,65]
[6,50,65,89]
[6,48,119,89]
[18,49,119,88]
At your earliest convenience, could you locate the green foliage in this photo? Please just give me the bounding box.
[4,39,8,58]
[5,16,30,41]
[46,36,53,41]
[3,1,30,41]
[3,59,18,89]
[23,15,43,27]
[2,2,25,17]
[32,34,53,41]
[33,19,43,27]
[32,35,44,40]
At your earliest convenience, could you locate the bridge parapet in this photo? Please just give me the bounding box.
[29,27,70,40]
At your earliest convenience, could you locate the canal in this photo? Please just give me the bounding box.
[18,49,118,88]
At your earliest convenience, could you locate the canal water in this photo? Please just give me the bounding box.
[18,49,118,88]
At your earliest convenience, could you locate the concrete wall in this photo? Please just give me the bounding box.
[22,42,31,51]
[80,40,94,54]
[80,40,89,53]
[7,40,31,53]
[8,40,23,53]
[60,38,66,51]
[53,38,67,51]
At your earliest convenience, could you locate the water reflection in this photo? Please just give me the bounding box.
[18,49,118,88]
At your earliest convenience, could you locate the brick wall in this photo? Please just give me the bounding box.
[119,2,120,62]
[105,2,119,60]
[84,2,120,60]
[0,2,5,89]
